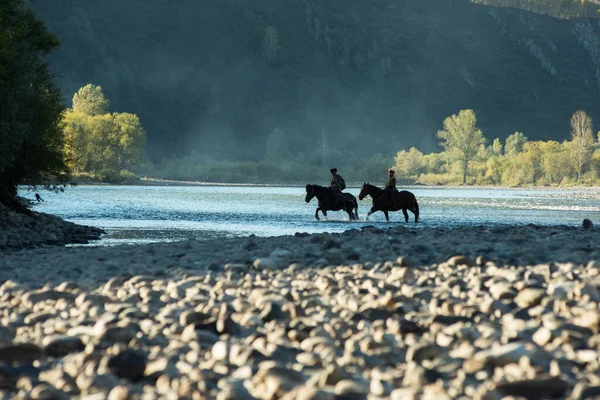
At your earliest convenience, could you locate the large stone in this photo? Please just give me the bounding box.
[474,343,533,367]
[447,255,473,267]
[494,377,568,398]
[42,335,85,357]
[22,289,75,308]
[96,322,139,343]
[334,380,368,396]
[406,344,444,363]
[0,343,43,363]
[253,258,281,270]
[107,349,147,381]
[514,288,545,308]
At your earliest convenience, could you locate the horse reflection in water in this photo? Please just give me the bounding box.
[358,182,419,222]
[305,184,359,221]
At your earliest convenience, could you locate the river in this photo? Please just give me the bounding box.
[19,185,600,246]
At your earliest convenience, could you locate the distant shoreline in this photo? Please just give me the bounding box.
[21,178,600,198]
[83,177,600,191]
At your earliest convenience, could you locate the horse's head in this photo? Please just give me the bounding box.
[305,184,314,203]
[358,182,369,200]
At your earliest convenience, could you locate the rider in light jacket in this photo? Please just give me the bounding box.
[384,169,397,208]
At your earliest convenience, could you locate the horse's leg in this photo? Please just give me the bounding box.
[322,210,328,221]
[365,207,375,221]
[315,208,320,220]
[345,208,354,221]
[402,208,409,223]
[383,210,389,222]
[344,202,354,221]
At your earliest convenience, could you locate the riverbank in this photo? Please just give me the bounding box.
[0,203,103,250]
[0,223,599,399]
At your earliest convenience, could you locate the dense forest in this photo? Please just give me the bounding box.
[29,0,600,180]
[472,0,600,19]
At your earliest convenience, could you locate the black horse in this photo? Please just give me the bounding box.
[358,182,419,222]
[305,184,359,221]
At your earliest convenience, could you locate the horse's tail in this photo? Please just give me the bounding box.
[414,198,420,222]
[354,198,359,220]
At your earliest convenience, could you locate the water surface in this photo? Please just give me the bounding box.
[20,185,600,246]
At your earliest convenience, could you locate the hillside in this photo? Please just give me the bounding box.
[31,0,600,162]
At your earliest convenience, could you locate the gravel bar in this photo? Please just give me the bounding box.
[0,209,599,399]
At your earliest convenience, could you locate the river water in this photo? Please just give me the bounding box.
[19,185,600,246]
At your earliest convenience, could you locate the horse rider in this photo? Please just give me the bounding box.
[329,168,346,205]
[384,168,397,208]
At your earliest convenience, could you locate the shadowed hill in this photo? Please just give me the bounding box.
[31,0,600,162]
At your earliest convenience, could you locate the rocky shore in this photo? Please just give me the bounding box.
[1,221,600,399]
[0,203,103,250]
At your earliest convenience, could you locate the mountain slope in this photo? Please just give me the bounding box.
[31,0,600,161]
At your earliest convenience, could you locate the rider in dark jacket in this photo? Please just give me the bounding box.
[384,169,397,208]
[329,168,346,204]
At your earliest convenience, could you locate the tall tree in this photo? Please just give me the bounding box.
[72,84,109,116]
[0,0,68,210]
[491,138,503,155]
[517,141,543,185]
[63,84,146,178]
[437,109,486,184]
[505,132,527,157]
[570,110,594,181]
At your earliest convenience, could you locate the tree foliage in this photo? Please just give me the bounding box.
[569,110,594,181]
[505,132,527,157]
[63,85,146,181]
[394,147,425,180]
[72,83,109,116]
[393,109,600,186]
[437,109,486,184]
[0,0,68,210]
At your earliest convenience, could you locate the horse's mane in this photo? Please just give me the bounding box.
[307,184,327,190]
[364,182,383,192]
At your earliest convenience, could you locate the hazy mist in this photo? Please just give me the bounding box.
[32,0,600,165]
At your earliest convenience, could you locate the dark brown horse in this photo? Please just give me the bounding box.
[358,183,419,222]
[305,184,359,221]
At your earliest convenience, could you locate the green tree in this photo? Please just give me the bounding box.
[112,112,146,170]
[0,0,68,210]
[63,110,91,172]
[437,109,486,184]
[540,140,570,184]
[517,141,543,185]
[262,26,281,64]
[492,138,503,155]
[63,85,146,179]
[484,156,503,184]
[72,83,109,116]
[505,132,527,157]
[569,110,594,181]
[394,147,425,181]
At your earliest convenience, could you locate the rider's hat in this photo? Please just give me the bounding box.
[388,169,395,174]
[330,168,337,173]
